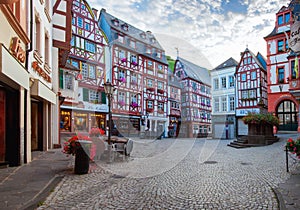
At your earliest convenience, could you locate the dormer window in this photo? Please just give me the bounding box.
[156,51,161,58]
[146,48,151,54]
[277,12,291,26]
[112,18,119,26]
[122,23,128,31]
[150,38,156,43]
[140,32,146,39]
[129,40,136,48]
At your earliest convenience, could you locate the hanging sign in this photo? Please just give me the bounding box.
[285,20,300,52]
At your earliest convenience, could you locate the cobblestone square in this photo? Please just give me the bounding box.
[38,134,298,209]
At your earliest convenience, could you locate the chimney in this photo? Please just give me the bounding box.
[92,8,98,17]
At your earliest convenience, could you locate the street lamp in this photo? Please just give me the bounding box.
[103,80,115,161]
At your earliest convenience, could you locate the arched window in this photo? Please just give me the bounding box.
[277,100,298,131]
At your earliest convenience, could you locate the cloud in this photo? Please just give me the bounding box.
[89,0,287,68]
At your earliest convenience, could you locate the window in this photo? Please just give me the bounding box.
[158,102,164,111]
[214,98,219,112]
[192,94,197,102]
[44,33,49,64]
[147,100,153,109]
[85,23,90,31]
[75,37,84,49]
[229,96,235,111]
[113,18,119,26]
[251,71,256,80]
[88,65,96,79]
[147,61,153,69]
[201,85,205,93]
[249,89,256,98]
[81,63,88,78]
[214,78,219,90]
[71,36,75,47]
[278,67,285,83]
[131,55,137,63]
[147,79,153,87]
[35,16,41,52]
[119,50,125,59]
[229,76,234,87]
[71,60,79,69]
[291,60,297,79]
[242,90,248,99]
[146,48,151,54]
[278,40,284,52]
[192,82,197,91]
[278,15,283,25]
[65,74,73,90]
[241,73,246,81]
[157,81,163,90]
[90,90,99,102]
[156,51,161,58]
[72,17,75,25]
[158,64,163,71]
[85,41,95,53]
[118,92,125,102]
[222,97,227,112]
[118,34,124,43]
[221,77,226,88]
[130,40,135,48]
[131,94,137,103]
[285,13,290,23]
[119,69,125,79]
[286,39,289,51]
[77,17,83,28]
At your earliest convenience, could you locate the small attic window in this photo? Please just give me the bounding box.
[112,18,119,26]
[140,33,146,39]
[122,23,128,31]
[150,38,156,43]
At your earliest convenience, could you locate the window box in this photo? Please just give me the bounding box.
[146,108,154,113]
[157,89,164,94]
[121,58,127,63]
[118,100,125,106]
[147,87,155,92]
[118,77,126,83]
[131,80,137,86]
[131,102,138,108]
[132,61,138,66]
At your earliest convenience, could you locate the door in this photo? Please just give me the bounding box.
[31,101,43,151]
[0,90,5,163]
[277,100,298,131]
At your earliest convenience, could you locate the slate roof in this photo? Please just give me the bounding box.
[177,57,211,85]
[211,57,238,71]
[99,9,168,65]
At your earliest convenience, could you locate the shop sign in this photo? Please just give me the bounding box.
[32,61,51,82]
[236,108,259,117]
[9,37,26,63]
[285,20,300,52]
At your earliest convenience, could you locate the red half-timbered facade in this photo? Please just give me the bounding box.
[99,9,169,138]
[264,2,300,132]
[59,0,107,135]
[235,48,268,136]
[174,57,211,138]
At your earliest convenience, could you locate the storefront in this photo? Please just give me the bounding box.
[111,115,141,137]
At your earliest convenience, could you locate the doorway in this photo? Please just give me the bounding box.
[277,100,298,131]
[31,101,43,151]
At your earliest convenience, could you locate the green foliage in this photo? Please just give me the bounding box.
[242,112,279,126]
[166,55,175,72]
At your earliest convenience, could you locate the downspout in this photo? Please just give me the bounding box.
[24,0,33,163]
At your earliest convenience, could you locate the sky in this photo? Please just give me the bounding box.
[89,0,291,69]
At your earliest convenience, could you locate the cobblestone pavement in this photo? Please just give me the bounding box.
[38,134,298,209]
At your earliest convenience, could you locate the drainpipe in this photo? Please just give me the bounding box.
[24,0,33,163]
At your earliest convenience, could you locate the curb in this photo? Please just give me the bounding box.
[272,187,287,210]
[21,175,64,210]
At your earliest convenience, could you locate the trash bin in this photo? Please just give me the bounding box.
[74,140,92,174]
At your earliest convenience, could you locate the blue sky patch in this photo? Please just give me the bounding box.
[221,0,248,14]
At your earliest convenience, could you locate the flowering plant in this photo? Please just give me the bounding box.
[242,112,279,126]
[62,135,91,155]
[89,128,105,137]
[121,58,127,63]
[286,138,300,158]
[132,61,138,66]
[118,77,126,83]
[131,102,138,108]
[118,100,125,106]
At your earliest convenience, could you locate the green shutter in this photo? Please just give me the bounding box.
[101,92,106,104]
[83,88,89,101]
[59,69,64,89]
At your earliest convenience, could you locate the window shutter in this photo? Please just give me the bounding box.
[101,92,106,104]
[83,88,89,101]
[59,69,64,89]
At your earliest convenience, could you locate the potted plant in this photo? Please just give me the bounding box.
[89,128,105,137]
[62,135,92,174]
[286,138,300,158]
[131,102,138,108]
[121,58,127,63]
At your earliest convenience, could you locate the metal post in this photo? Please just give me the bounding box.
[286,146,289,173]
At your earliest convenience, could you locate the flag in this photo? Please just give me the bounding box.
[295,56,298,79]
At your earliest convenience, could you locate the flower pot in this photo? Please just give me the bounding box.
[74,140,92,175]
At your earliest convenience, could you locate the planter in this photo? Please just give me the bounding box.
[74,140,92,175]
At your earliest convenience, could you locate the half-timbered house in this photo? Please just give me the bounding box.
[235,48,268,136]
[264,1,300,132]
[174,57,211,138]
[58,0,107,135]
[99,9,169,138]
[211,57,238,139]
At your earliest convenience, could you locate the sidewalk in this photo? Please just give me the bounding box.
[0,149,72,210]
[0,146,299,209]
